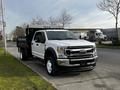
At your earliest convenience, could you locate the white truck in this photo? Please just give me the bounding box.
[17,27,98,76]
[87,29,107,41]
[95,29,107,40]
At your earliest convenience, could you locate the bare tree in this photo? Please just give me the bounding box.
[48,16,63,28]
[31,17,48,26]
[58,9,72,28]
[21,23,28,28]
[48,16,57,27]
[30,9,72,28]
[98,0,120,41]
[12,26,25,41]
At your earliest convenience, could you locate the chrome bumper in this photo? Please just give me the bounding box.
[57,56,98,67]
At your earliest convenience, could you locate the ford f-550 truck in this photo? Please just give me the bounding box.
[17,27,98,76]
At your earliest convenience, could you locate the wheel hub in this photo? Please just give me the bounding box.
[47,60,52,73]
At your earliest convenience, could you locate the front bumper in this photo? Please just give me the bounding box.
[57,56,98,67]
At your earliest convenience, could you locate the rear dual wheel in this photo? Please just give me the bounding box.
[19,49,28,60]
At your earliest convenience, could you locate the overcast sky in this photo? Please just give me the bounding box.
[4,0,120,33]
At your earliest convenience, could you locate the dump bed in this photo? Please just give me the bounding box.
[17,27,42,48]
[17,26,64,48]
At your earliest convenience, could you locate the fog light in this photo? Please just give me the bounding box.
[57,60,65,64]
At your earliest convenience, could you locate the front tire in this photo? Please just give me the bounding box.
[46,56,58,76]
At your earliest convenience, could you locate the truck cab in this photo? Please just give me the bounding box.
[17,28,98,76]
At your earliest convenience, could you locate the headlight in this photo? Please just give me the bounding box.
[93,46,96,51]
[93,45,97,56]
[93,51,97,56]
[57,47,67,58]
[57,47,65,53]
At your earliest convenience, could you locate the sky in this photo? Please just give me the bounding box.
[3,0,120,34]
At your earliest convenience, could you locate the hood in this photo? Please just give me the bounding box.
[47,40,95,47]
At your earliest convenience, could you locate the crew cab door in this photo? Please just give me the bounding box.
[32,31,46,59]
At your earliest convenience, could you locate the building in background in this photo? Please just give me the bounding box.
[69,28,120,41]
[68,28,96,39]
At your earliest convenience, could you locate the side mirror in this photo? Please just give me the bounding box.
[34,39,38,42]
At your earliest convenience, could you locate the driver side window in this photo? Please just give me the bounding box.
[34,32,45,43]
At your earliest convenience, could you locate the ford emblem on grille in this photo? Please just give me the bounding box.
[79,50,86,54]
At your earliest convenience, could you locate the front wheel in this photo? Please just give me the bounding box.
[46,57,58,76]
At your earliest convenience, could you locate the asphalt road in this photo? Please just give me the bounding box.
[7,42,120,90]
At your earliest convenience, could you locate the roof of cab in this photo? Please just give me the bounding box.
[37,29,68,32]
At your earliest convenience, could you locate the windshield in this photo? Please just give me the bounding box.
[96,33,103,36]
[46,31,78,40]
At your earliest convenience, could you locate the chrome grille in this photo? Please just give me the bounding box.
[65,46,94,59]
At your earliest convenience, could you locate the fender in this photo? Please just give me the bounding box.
[44,47,57,62]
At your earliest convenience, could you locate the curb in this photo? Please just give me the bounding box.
[8,51,58,90]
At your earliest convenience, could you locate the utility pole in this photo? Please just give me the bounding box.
[0,0,7,54]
